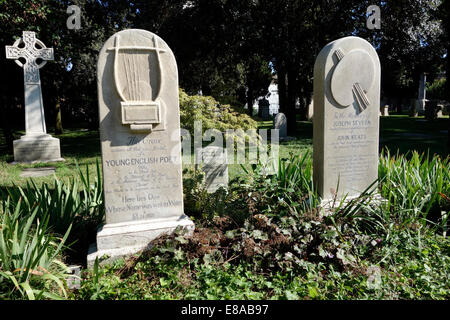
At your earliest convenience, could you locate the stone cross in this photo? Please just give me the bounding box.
[6,31,54,135]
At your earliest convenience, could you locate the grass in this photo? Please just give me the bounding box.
[0,128,100,188]
[379,114,449,158]
[0,115,448,187]
[76,152,449,300]
[0,116,449,300]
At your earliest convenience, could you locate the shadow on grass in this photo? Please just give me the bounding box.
[58,129,100,158]
[380,115,449,158]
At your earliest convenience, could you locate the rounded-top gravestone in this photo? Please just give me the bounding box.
[88,29,194,267]
[313,36,380,200]
[258,97,270,120]
[274,113,287,139]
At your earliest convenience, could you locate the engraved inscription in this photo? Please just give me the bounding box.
[326,110,377,187]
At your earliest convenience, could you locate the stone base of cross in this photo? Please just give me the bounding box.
[12,135,64,164]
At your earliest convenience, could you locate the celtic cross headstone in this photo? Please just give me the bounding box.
[5,31,63,163]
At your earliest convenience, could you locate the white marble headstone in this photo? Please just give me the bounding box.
[307,97,314,121]
[380,105,389,116]
[196,146,228,193]
[313,36,380,200]
[88,29,194,266]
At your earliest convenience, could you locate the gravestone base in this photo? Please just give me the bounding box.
[280,136,296,142]
[380,106,389,116]
[87,215,194,267]
[12,135,64,164]
[319,193,385,217]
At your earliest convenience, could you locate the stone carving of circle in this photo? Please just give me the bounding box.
[331,49,375,107]
[11,38,49,69]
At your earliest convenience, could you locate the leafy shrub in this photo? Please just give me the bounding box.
[378,150,449,230]
[0,198,71,299]
[81,152,450,300]
[0,160,105,264]
[426,78,447,100]
[179,89,257,136]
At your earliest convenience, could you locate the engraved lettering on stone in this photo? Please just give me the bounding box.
[88,29,194,267]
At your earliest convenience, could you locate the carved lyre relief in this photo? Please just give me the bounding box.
[331,48,375,113]
[107,34,166,132]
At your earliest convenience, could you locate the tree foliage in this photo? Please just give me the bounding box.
[0,0,446,142]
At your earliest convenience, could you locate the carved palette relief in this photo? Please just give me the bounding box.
[330,48,375,114]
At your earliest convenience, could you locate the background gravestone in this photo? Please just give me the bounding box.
[307,96,314,121]
[415,73,427,115]
[380,105,389,116]
[196,146,228,193]
[274,113,287,139]
[313,36,380,200]
[259,97,270,120]
[88,29,194,266]
[425,101,445,120]
[5,31,63,163]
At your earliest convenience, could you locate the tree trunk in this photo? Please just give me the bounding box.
[1,107,14,154]
[286,68,297,135]
[447,50,450,151]
[446,15,450,151]
[0,94,14,153]
[55,98,63,135]
[246,81,254,117]
[298,95,307,121]
[277,62,287,115]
